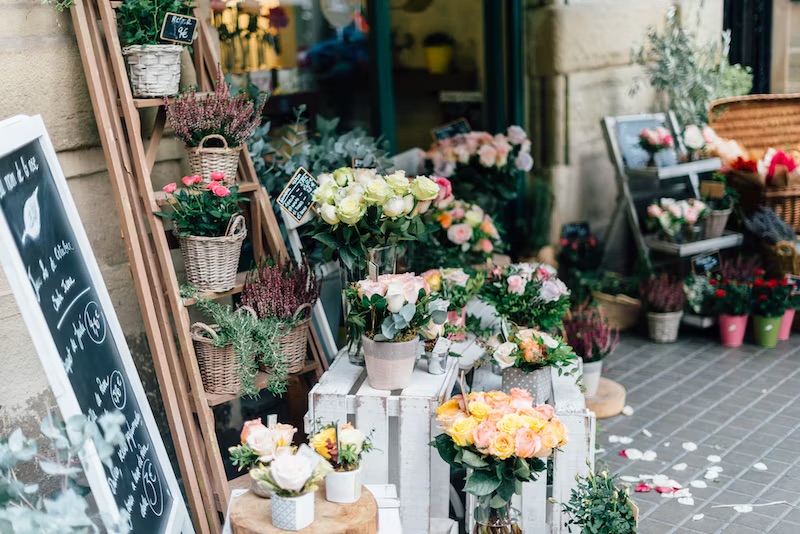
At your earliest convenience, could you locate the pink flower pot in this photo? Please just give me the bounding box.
[447,308,467,341]
[719,314,748,348]
[779,308,796,341]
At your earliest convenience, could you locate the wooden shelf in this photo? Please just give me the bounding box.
[154,181,259,205]
[205,362,320,407]
[131,92,210,109]
[625,158,721,180]
[645,230,743,257]
[182,271,248,306]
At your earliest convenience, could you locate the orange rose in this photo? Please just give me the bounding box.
[514,427,542,458]
[488,432,515,459]
[509,388,533,411]
[240,418,266,443]
[486,409,506,424]
[438,212,453,229]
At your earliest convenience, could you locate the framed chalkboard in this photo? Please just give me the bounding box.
[159,12,198,45]
[787,274,800,295]
[561,221,591,240]
[0,116,192,533]
[277,167,318,222]
[614,115,678,169]
[691,251,722,276]
[432,117,471,142]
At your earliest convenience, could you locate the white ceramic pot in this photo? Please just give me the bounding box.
[362,335,419,390]
[582,359,603,397]
[271,492,315,531]
[325,468,362,504]
[647,311,683,343]
[501,366,552,404]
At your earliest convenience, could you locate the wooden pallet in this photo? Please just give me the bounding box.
[70,2,328,531]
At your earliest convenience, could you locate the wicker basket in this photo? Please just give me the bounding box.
[272,303,313,374]
[592,290,642,331]
[191,307,256,396]
[708,94,800,231]
[122,45,182,98]
[186,134,243,184]
[703,207,732,239]
[762,240,800,277]
[178,215,247,293]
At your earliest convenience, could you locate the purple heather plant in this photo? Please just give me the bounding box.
[640,274,687,313]
[562,306,619,363]
[166,71,267,148]
[240,257,319,323]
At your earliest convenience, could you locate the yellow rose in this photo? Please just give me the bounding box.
[488,432,515,459]
[464,210,483,228]
[540,421,566,450]
[310,427,337,459]
[363,178,391,205]
[409,175,439,201]
[496,413,525,434]
[520,414,546,433]
[424,270,443,292]
[436,398,466,430]
[385,171,411,196]
[468,401,490,422]
[336,197,366,225]
[486,391,510,403]
[549,419,568,447]
[446,416,479,447]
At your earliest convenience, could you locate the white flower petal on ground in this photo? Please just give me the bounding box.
[708,466,723,473]
[620,476,640,483]
[678,497,695,506]
[690,480,707,489]
[642,429,653,437]
[596,447,607,455]
[661,492,676,499]
[692,514,704,521]
[652,474,671,487]
[754,462,768,471]
[664,442,670,447]
[639,474,654,481]
[608,435,620,443]
[707,455,722,463]
[619,436,634,445]
[624,448,643,460]
[673,463,687,471]
[682,442,698,452]
[642,450,657,461]
[622,405,634,416]
[733,505,753,513]
[704,470,720,480]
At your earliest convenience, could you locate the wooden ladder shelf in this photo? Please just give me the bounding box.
[70,2,328,532]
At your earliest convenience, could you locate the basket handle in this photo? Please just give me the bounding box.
[292,302,313,321]
[775,241,797,258]
[237,305,258,319]
[225,214,247,237]
[195,134,229,152]
[191,322,219,342]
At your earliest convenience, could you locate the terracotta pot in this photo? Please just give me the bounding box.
[779,308,796,341]
[719,314,748,347]
[362,335,419,390]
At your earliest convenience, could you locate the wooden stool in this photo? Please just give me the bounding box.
[229,484,378,534]
[585,378,626,419]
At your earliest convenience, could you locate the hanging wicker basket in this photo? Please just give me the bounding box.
[186,134,243,184]
[271,303,313,374]
[191,306,257,396]
[122,44,182,98]
[178,215,247,293]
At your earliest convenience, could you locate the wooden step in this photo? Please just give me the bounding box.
[131,92,211,109]
[154,181,259,206]
[182,271,248,306]
[204,362,320,407]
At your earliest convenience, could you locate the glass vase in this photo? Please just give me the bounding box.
[473,505,522,534]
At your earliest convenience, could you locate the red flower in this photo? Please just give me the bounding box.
[759,294,768,300]
[715,289,726,298]
[559,238,568,246]
[781,278,790,286]
[571,242,578,250]
[754,278,765,287]
[731,157,758,173]
[710,279,718,286]
[721,278,729,285]
[767,279,779,289]
[754,269,766,276]
[589,237,597,246]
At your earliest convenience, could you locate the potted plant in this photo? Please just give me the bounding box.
[559,469,638,534]
[751,270,791,348]
[780,286,799,342]
[250,446,333,531]
[562,306,619,397]
[309,423,373,504]
[156,174,248,292]
[345,273,447,390]
[646,198,709,243]
[709,277,751,347]
[432,388,567,533]
[684,275,715,320]
[701,172,738,238]
[241,257,319,374]
[422,32,455,74]
[117,0,194,97]
[229,419,297,497]
[191,299,288,397]
[682,124,717,162]
[640,274,686,343]
[480,263,571,332]
[422,267,485,341]
[744,208,799,278]
[590,272,642,331]
[490,327,577,403]
[166,72,267,183]
[638,127,673,167]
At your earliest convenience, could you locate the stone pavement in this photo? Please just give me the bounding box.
[598,331,800,534]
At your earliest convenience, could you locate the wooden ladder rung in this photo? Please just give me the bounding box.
[182,271,248,306]
[203,362,320,407]
[132,92,211,109]
[154,181,260,206]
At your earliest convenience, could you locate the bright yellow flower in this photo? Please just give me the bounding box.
[310,427,337,459]
[436,398,466,430]
[520,414,546,433]
[424,270,443,292]
[446,416,479,447]
[488,432,516,459]
[468,401,490,422]
[496,413,525,434]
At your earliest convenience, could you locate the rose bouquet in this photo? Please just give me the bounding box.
[646,198,708,242]
[480,263,571,332]
[309,422,373,503]
[638,127,673,166]
[426,126,533,215]
[431,388,567,532]
[491,328,577,375]
[156,173,247,237]
[308,168,440,271]
[229,419,297,472]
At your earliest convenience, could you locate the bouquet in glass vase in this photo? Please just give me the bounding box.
[431,388,568,533]
[638,127,673,167]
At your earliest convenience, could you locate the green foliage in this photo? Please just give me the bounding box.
[709,277,752,316]
[40,0,75,11]
[228,444,261,473]
[751,276,791,318]
[590,272,640,299]
[155,180,248,237]
[117,0,194,47]
[559,469,638,534]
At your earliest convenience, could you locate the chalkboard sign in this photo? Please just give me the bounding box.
[432,118,471,142]
[560,221,591,240]
[159,12,198,45]
[692,251,722,276]
[787,274,800,296]
[0,116,191,533]
[277,167,318,222]
[616,117,678,169]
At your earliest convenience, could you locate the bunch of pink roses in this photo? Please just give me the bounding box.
[638,127,674,154]
[646,197,708,241]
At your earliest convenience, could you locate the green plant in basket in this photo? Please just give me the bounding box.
[155,174,248,236]
[117,0,195,47]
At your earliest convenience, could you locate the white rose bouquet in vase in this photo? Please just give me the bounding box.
[229,419,297,498]
[309,422,374,503]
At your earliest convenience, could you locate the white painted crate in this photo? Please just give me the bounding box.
[307,350,459,534]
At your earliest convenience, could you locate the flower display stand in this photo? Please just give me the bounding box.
[584,377,627,419]
[306,349,459,534]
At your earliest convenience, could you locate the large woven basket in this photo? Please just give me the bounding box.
[762,240,800,277]
[178,215,247,293]
[186,134,243,184]
[272,303,313,374]
[592,290,642,331]
[122,45,182,98]
[191,307,256,396]
[708,94,800,231]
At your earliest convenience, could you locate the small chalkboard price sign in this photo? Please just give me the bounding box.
[432,118,471,142]
[560,221,591,240]
[0,116,192,533]
[787,274,800,295]
[277,167,318,222]
[692,251,722,276]
[159,12,198,45]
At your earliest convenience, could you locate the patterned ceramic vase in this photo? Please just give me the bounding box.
[271,492,315,531]
[501,366,552,404]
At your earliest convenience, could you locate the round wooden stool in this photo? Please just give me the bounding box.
[230,483,379,534]
[585,378,626,419]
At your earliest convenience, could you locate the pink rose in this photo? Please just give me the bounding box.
[647,204,663,218]
[662,133,673,147]
[191,174,202,184]
[213,185,231,197]
[534,404,555,420]
[507,125,528,145]
[478,145,497,168]
[472,421,495,451]
[447,223,473,246]
[240,418,266,443]
[507,275,526,296]
[540,278,568,302]
[669,204,682,218]
[685,207,699,225]
[493,136,512,158]
[509,388,533,411]
[450,206,465,220]
[515,152,533,172]
[434,176,453,201]
[514,427,542,458]
[210,171,226,182]
[181,175,195,187]
[162,182,177,194]
[454,146,471,164]
[477,238,493,254]
[414,200,432,216]
[358,279,386,300]
[702,126,717,144]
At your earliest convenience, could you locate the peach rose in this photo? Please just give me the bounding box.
[535,404,555,420]
[240,418,267,443]
[477,238,494,254]
[509,388,533,411]
[447,223,473,246]
[514,427,542,458]
[488,432,515,459]
[472,420,495,452]
[540,421,562,449]
[486,409,506,424]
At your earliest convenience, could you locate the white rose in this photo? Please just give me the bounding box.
[353,168,377,185]
[683,125,705,150]
[338,428,365,454]
[337,197,366,225]
[345,183,366,199]
[273,423,297,448]
[539,278,569,302]
[384,281,407,313]
[364,178,391,205]
[332,167,354,187]
[464,210,483,228]
[402,194,415,215]
[246,427,280,462]
[319,204,340,225]
[537,332,559,349]
[317,173,334,187]
[383,196,406,218]
[409,176,440,201]
[269,452,314,493]
[493,342,518,369]
[313,183,337,205]
[385,172,411,196]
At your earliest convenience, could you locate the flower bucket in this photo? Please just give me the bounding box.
[191,307,255,395]
[447,307,467,341]
[719,314,748,347]
[754,315,782,348]
[362,335,418,390]
[582,359,602,397]
[271,492,315,531]
[186,134,243,184]
[703,207,732,239]
[178,215,247,292]
[647,311,683,343]
[272,303,312,374]
[325,468,362,504]
[122,45,182,98]
[779,308,796,341]
[424,45,453,74]
[501,366,552,404]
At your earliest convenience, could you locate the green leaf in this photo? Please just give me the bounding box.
[430,434,459,467]
[460,449,489,469]
[514,457,531,480]
[464,470,502,497]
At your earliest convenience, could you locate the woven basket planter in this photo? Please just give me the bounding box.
[592,290,642,331]
[186,134,243,184]
[703,207,732,239]
[191,306,256,396]
[266,303,313,374]
[122,45,182,98]
[762,240,800,277]
[647,311,683,343]
[178,215,247,293]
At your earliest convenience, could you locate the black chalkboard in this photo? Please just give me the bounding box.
[277,167,318,222]
[616,117,678,169]
[159,12,198,45]
[692,251,722,276]
[561,221,591,240]
[432,118,471,142]
[0,135,177,532]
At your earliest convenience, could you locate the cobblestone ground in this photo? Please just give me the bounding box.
[598,331,800,534]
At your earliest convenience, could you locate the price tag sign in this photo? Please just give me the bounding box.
[560,221,591,240]
[432,118,471,142]
[692,251,722,276]
[787,274,800,295]
[432,336,453,355]
[700,180,726,199]
[277,167,318,222]
[159,12,198,45]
